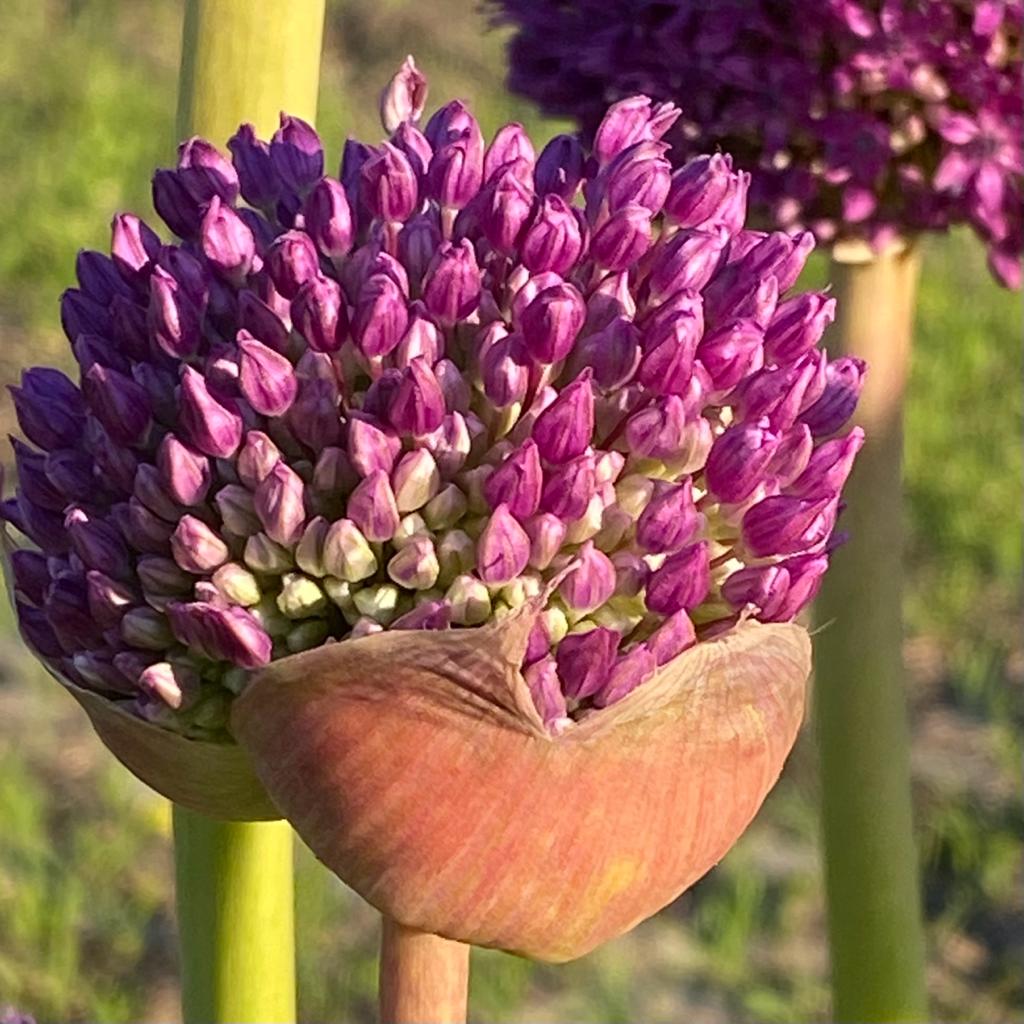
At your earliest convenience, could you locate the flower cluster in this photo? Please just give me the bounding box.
[2,59,863,739]
[494,0,1024,287]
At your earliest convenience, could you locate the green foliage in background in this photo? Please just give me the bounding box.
[0,1,1019,1021]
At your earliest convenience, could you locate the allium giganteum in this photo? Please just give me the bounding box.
[2,58,864,740]
[496,0,1024,287]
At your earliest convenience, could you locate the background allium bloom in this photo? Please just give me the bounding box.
[3,59,862,743]
[493,0,1024,287]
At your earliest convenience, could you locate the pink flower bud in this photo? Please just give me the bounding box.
[170,515,230,574]
[520,195,584,275]
[178,367,242,458]
[555,626,618,700]
[254,462,307,546]
[531,370,594,464]
[347,470,401,542]
[484,440,543,520]
[559,541,616,613]
[476,504,530,585]
[645,540,711,614]
[237,332,298,415]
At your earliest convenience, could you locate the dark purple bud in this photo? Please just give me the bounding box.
[215,483,261,536]
[665,154,749,231]
[178,366,243,458]
[11,439,65,510]
[484,122,535,183]
[531,369,594,464]
[593,645,657,708]
[168,601,272,668]
[427,137,483,209]
[45,572,101,650]
[425,99,483,150]
[10,549,51,605]
[380,55,428,132]
[265,230,321,300]
[742,495,838,558]
[82,364,152,446]
[697,318,765,393]
[636,317,703,398]
[86,569,136,628]
[116,497,172,553]
[524,657,569,731]
[60,288,111,343]
[397,214,442,287]
[148,266,202,359]
[524,511,567,570]
[72,333,129,376]
[391,599,452,632]
[520,282,586,365]
[200,196,256,285]
[65,507,132,579]
[171,514,230,573]
[109,295,150,360]
[17,599,64,658]
[476,503,531,585]
[789,427,865,497]
[361,368,404,422]
[237,431,281,489]
[705,417,781,503]
[422,240,480,327]
[593,95,680,166]
[540,450,596,521]
[705,273,779,330]
[555,626,618,700]
[361,143,419,222]
[84,419,137,494]
[270,115,323,193]
[347,469,401,542]
[238,291,290,354]
[799,357,867,437]
[764,293,836,364]
[484,440,542,520]
[111,213,160,282]
[479,167,534,254]
[133,464,180,522]
[152,168,202,238]
[15,495,69,552]
[254,462,306,545]
[352,274,409,358]
[237,332,298,416]
[647,227,729,298]
[534,133,585,200]
[313,447,358,500]
[291,275,347,354]
[520,195,583,275]
[288,377,343,450]
[391,121,433,180]
[480,334,531,408]
[636,478,702,553]
[9,369,85,452]
[228,124,280,208]
[576,316,642,390]
[590,203,653,271]
[644,610,696,666]
[646,540,711,614]
[137,555,193,596]
[178,136,240,205]
[157,434,211,506]
[303,177,354,261]
[389,358,446,436]
[76,249,131,305]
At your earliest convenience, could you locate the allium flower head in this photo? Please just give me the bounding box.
[2,59,864,747]
[494,0,1024,287]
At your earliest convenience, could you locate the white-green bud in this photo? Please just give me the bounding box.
[295,516,330,577]
[594,504,634,552]
[352,583,402,625]
[276,573,328,619]
[349,616,384,638]
[387,536,440,590]
[392,449,441,513]
[458,465,493,514]
[564,493,605,544]
[592,597,645,635]
[423,483,468,531]
[287,620,330,653]
[212,562,261,606]
[435,529,476,586]
[594,450,625,486]
[214,484,261,535]
[251,595,291,637]
[392,513,431,550]
[244,532,293,575]
[540,606,569,645]
[499,572,543,608]
[323,519,378,583]
[615,474,656,518]
[446,574,492,625]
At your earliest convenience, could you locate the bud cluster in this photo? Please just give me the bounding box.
[3,58,864,738]
[496,0,1024,288]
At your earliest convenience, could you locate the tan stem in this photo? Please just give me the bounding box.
[379,918,470,1024]
[814,241,929,1022]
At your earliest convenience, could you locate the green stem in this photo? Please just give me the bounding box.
[174,808,296,1024]
[172,3,325,1022]
[814,243,929,1022]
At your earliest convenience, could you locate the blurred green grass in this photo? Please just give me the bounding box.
[0,1,1020,1021]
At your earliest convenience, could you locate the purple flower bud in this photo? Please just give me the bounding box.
[152,168,202,238]
[82,364,152,446]
[723,552,829,622]
[736,231,816,293]
[236,331,298,416]
[800,357,867,437]
[65,507,132,580]
[636,319,703,399]
[361,143,419,222]
[347,414,401,478]
[227,124,279,208]
[392,448,441,513]
[697,318,765,392]
[476,503,531,585]
[524,512,567,570]
[520,281,586,364]
[484,440,542,519]
[170,514,230,573]
[395,306,443,369]
[254,462,307,545]
[532,370,594,464]
[178,137,240,205]
[665,154,749,231]
[303,177,354,261]
[789,427,865,497]
[422,240,481,327]
[10,549,51,605]
[347,469,401,542]
[765,293,836,364]
[559,541,616,613]
[15,495,68,552]
[265,230,321,300]
[646,540,711,614]
[593,95,680,165]
[391,598,452,631]
[647,228,729,298]
[200,196,256,285]
[534,133,586,200]
[178,367,242,458]
[387,535,440,590]
[705,417,781,503]
[556,626,618,700]
[76,249,131,305]
[540,450,596,521]
[480,334,530,408]
[11,439,64,510]
[379,54,428,133]
[46,572,101,650]
[168,601,272,668]
[576,316,642,390]
[155,434,210,506]
[111,213,160,281]
[138,661,201,710]
[636,478,703,553]
[353,274,409,358]
[148,266,202,359]
[593,645,657,708]
[10,368,85,452]
[520,195,584,275]
[479,166,534,255]
[86,569,136,628]
[767,423,814,489]
[590,203,653,271]
[427,135,484,209]
[742,494,837,558]
[524,657,569,731]
[137,555,192,596]
[644,610,697,666]
[270,115,323,193]
[484,122,536,183]
[85,419,137,494]
[235,293,288,357]
[388,358,446,436]
[291,275,347,354]
[17,599,64,658]
[133,464,180,523]
[44,449,95,502]
[215,483,262,536]
[396,213,441,286]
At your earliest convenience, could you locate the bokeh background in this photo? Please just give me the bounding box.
[0,1,1020,1021]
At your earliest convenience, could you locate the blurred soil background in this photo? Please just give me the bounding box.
[0,1,1020,1021]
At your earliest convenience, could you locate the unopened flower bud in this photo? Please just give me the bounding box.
[392,449,442,513]
[323,518,378,583]
[276,572,327,619]
[380,55,428,133]
[645,609,697,665]
[799,357,867,437]
[121,606,175,649]
[270,114,323,193]
[237,332,298,415]
[212,562,262,606]
[352,582,402,625]
[445,574,492,625]
[243,532,293,574]
[422,240,481,327]
[593,95,680,165]
[254,462,306,546]
[593,645,658,708]
[178,367,242,459]
[388,535,440,590]
[591,203,653,271]
[534,133,586,199]
[521,195,583,275]
[556,626,618,700]
[214,483,261,536]
[645,540,711,615]
[476,504,530,585]
[347,469,401,542]
[559,541,616,614]
[423,483,468,530]
[532,370,594,464]
[520,282,586,364]
[237,431,281,489]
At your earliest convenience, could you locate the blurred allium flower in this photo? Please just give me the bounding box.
[494,0,1024,287]
[0,56,864,747]
[0,1011,35,1024]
